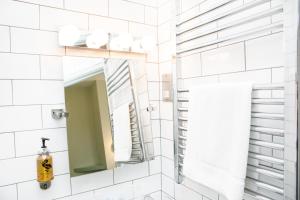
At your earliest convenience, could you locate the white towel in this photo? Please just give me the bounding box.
[183,83,252,200]
[113,103,132,162]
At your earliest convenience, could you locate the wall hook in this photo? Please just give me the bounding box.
[51,109,69,120]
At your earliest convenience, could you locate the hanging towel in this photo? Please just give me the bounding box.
[113,103,132,162]
[183,83,252,200]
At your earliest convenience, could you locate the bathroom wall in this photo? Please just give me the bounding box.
[0,0,162,200]
[158,0,298,200]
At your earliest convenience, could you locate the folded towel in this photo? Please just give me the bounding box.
[183,83,252,200]
[113,103,132,162]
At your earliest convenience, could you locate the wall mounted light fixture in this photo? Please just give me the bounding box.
[58,25,155,53]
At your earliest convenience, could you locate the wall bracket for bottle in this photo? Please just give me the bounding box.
[51,109,69,120]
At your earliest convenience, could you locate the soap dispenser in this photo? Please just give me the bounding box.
[37,137,54,189]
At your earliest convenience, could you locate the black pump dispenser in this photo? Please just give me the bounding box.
[41,137,49,148]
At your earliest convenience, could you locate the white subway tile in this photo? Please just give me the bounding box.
[148,82,160,100]
[0,152,68,186]
[175,184,203,200]
[183,178,218,200]
[17,174,71,200]
[0,185,17,200]
[149,156,161,175]
[145,7,158,25]
[0,80,12,106]
[150,101,160,119]
[127,0,157,7]
[161,157,174,179]
[160,101,173,120]
[0,53,40,79]
[89,15,129,33]
[109,0,144,23]
[151,119,160,138]
[59,192,94,200]
[149,191,162,200]
[11,28,65,56]
[179,53,201,78]
[158,22,172,44]
[146,63,159,82]
[162,175,174,197]
[41,56,63,80]
[0,26,10,52]
[219,69,271,84]
[94,182,134,200]
[181,0,202,12]
[13,80,64,105]
[15,128,68,157]
[114,162,148,183]
[20,0,64,8]
[153,138,161,156]
[40,6,89,31]
[64,0,108,16]
[0,0,39,29]
[161,139,174,160]
[42,104,66,129]
[246,33,284,70]
[133,174,161,197]
[272,67,284,83]
[71,170,113,194]
[161,120,173,140]
[202,42,245,75]
[0,105,42,133]
[159,41,175,62]
[129,23,157,41]
[158,1,173,25]
[0,133,15,159]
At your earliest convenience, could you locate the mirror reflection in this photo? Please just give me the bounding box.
[63,56,154,177]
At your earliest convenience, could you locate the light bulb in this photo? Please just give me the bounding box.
[110,33,133,51]
[58,25,81,46]
[86,29,109,49]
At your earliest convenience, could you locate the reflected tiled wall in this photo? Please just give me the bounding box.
[0,0,162,199]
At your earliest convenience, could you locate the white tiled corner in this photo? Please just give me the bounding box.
[202,42,245,75]
[64,0,109,16]
[0,53,40,80]
[94,181,134,200]
[160,101,173,120]
[41,104,66,129]
[246,33,284,70]
[0,80,12,106]
[0,0,39,29]
[0,184,17,200]
[161,120,173,140]
[11,28,64,56]
[109,0,145,23]
[114,162,149,183]
[40,6,89,31]
[133,174,161,198]
[0,132,15,160]
[13,80,64,105]
[146,63,160,82]
[149,156,161,175]
[151,119,161,138]
[145,7,158,26]
[153,138,161,156]
[161,139,174,160]
[148,82,160,101]
[15,128,68,157]
[17,174,71,200]
[0,26,10,52]
[71,170,113,194]
[129,23,157,42]
[162,157,174,179]
[0,105,42,133]
[162,175,175,197]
